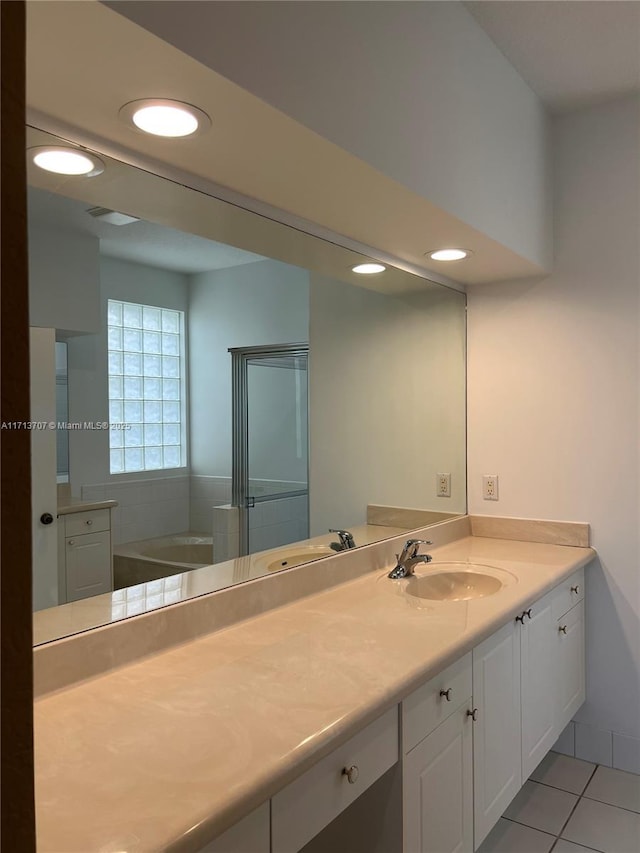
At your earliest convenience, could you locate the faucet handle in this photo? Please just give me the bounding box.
[329,529,356,550]
[400,538,432,559]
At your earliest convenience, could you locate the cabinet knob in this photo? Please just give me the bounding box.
[86,519,93,526]
[40,512,54,525]
[515,613,525,624]
[440,688,453,702]
[342,764,359,784]
[467,708,478,722]
[571,585,580,594]
[559,625,568,634]
[525,608,532,620]
[68,539,75,547]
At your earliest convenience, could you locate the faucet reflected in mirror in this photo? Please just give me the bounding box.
[28,126,467,645]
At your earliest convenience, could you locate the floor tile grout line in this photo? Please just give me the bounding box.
[500,816,557,837]
[580,793,640,816]
[555,764,599,844]
[531,778,595,797]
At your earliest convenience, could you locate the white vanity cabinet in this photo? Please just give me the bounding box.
[58,508,113,602]
[402,655,474,853]
[519,588,558,779]
[200,570,586,853]
[556,599,585,725]
[472,621,522,848]
[405,568,586,853]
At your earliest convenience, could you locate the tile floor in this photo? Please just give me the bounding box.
[478,752,640,853]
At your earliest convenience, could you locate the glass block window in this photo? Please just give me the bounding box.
[108,300,185,474]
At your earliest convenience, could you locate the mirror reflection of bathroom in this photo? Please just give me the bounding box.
[28,129,466,641]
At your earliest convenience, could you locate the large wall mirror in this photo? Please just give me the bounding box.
[28,126,466,645]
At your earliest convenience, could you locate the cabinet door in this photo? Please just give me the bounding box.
[65,531,112,601]
[556,601,585,729]
[403,703,473,853]
[472,621,522,849]
[521,590,558,779]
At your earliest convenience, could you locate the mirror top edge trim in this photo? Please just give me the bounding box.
[26,109,466,294]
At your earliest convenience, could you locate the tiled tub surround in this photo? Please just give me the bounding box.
[34,517,596,852]
[189,475,232,535]
[213,494,309,562]
[81,476,190,545]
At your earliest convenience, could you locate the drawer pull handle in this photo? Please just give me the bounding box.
[440,688,453,702]
[559,625,568,634]
[571,585,580,594]
[467,708,478,722]
[86,519,93,526]
[342,765,359,784]
[525,608,532,620]
[516,613,525,624]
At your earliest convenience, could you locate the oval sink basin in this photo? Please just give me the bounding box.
[263,546,335,573]
[406,571,503,601]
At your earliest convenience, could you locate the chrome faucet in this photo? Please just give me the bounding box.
[388,539,433,579]
[329,529,356,551]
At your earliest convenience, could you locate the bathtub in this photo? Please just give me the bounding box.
[113,533,214,588]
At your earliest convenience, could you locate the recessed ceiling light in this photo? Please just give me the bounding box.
[352,263,386,274]
[119,99,211,138]
[428,248,472,262]
[29,146,104,177]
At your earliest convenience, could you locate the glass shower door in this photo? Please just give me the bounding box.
[231,344,309,555]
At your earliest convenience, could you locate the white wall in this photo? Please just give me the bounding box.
[28,223,100,334]
[67,255,189,490]
[467,96,640,763]
[188,259,309,477]
[111,0,551,269]
[310,273,466,536]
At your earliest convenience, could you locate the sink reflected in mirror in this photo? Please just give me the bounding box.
[259,545,337,573]
[404,563,516,601]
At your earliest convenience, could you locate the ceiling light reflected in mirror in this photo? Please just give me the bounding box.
[30,146,105,177]
[351,263,386,274]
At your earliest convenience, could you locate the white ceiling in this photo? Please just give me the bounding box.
[465,1,640,113]
[27,187,265,274]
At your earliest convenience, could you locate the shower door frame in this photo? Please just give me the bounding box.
[230,342,310,556]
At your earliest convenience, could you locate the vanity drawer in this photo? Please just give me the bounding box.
[199,803,269,853]
[64,508,110,537]
[271,706,398,853]
[402,652,472,754]
[552,567,585,619]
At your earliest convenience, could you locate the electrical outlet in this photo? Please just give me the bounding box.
[436,472,451,498]
[482,475,499,500]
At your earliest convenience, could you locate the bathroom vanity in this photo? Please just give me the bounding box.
[33,517,592,853]
[56,500,117,603]
[202,566,585,853]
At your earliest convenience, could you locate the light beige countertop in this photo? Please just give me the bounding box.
[34,532,594,853]
[57,498,118,515]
